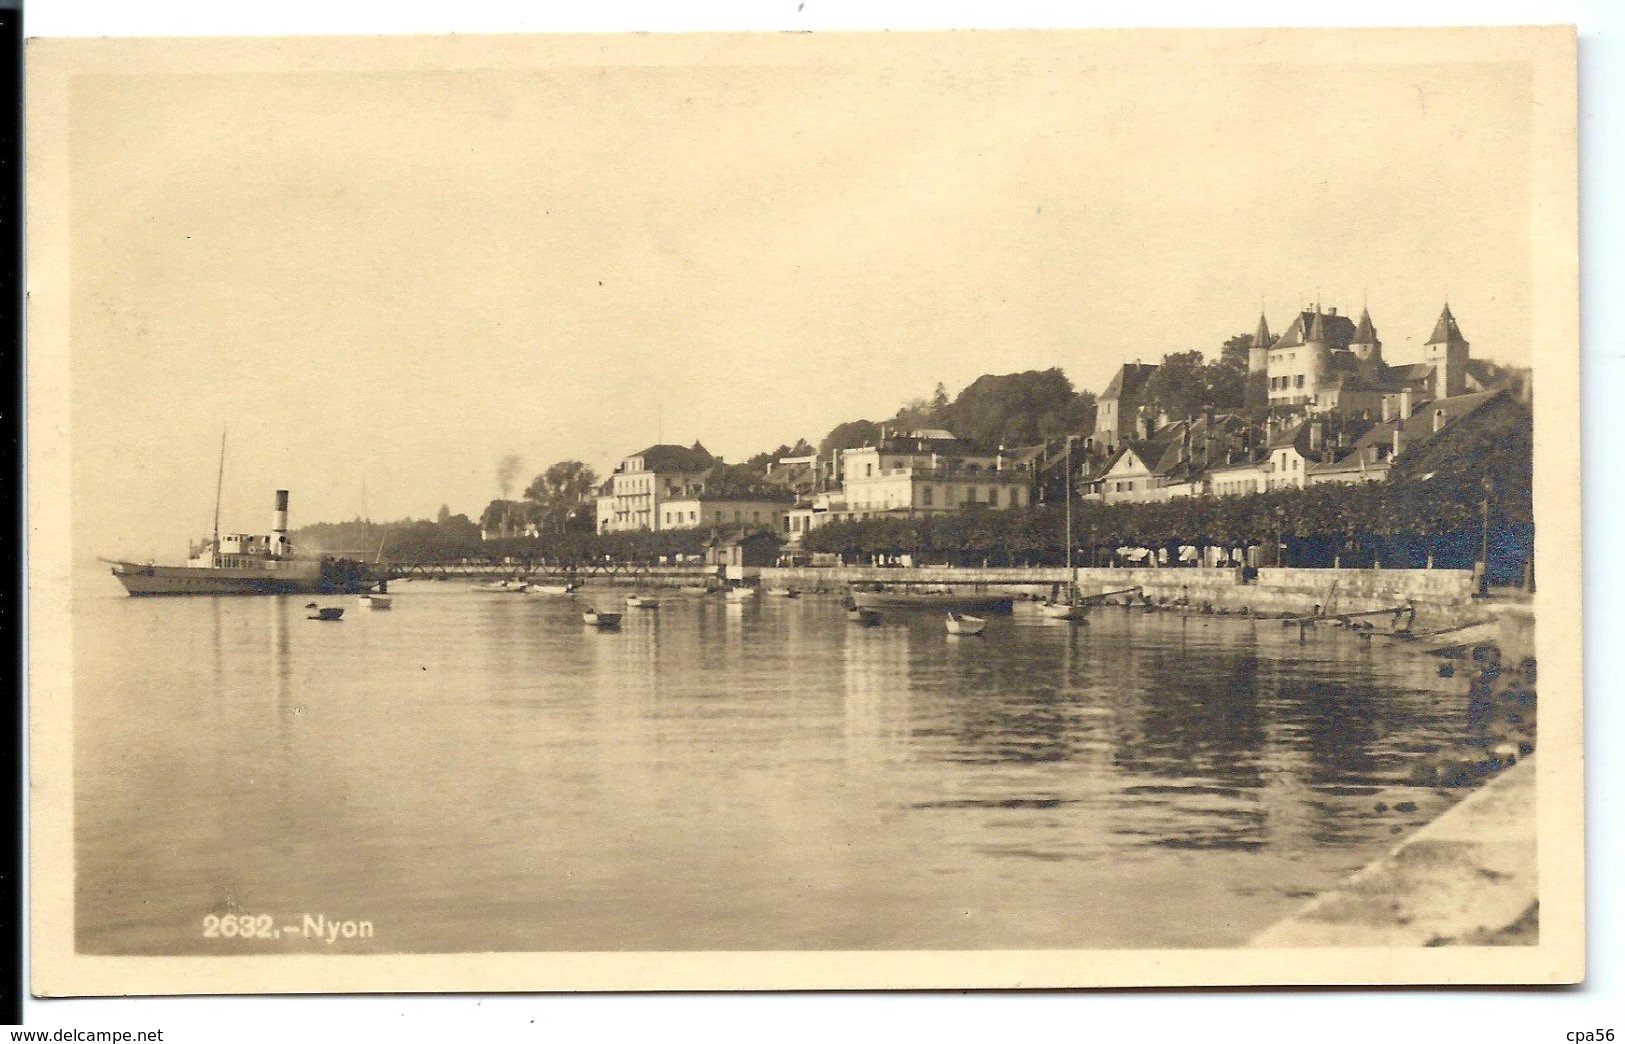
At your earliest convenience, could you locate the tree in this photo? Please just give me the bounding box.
[890,383,950,433]
[938,368,1093,447]
[523,460,600,535]
[1218,332,1255,371]
[743,438,814,473]
[480,499,525,535]
[819,419,882,456]
[1141,350,1210,420]
[1142,349,1247,420]
[436,503,452,525]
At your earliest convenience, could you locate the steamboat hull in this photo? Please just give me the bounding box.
[107,558,368,596]
[851,591,1015,614]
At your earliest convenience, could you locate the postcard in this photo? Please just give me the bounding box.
[26,26,1581,994]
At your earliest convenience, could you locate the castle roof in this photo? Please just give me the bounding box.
[1351,307,1378,345]
[1253,313,1272,349]
[1426,303,1468,346]
[1270,308,1358,351]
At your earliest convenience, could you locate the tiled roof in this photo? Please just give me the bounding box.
[1267,418,1312,452]
[1001,443,1048,466]
[1384,362,1436,384]
[634,442,717,472]
[1100,362,1158,400]
[1308,389,1502,472]
[1425,303,1468,346]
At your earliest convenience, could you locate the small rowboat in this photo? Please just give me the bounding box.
[478,579,529,593]
[1040,601,1088,621]
[304,602,344,622]
[945,611,985,636]
[846,604,881,625]
[527,582,580,596]
[724,587,756,602]
[360,593,393,610]
[582,608,622,628]
[766,587,800,599]
[625,594,660,609]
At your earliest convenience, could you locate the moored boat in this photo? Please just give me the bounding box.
[843,598,881,625]
[1040,584,1090,621]
[478,579,529,593]
[945,611,986,636]
[724,587,756,602]
[766,587,800,599]
[582,608,622,628]
[360,593,393,610]
[527,582,580,596]
[305,603,344,622]
[626,594,659,609]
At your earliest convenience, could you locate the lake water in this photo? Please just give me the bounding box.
[73,575,1476,953]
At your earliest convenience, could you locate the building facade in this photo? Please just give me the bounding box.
[660,496,792,532]
[595,442,717,533]
[837,429,1035,516]
[1091,363,1158,452]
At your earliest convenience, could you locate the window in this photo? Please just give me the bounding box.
[988,488,1000,507]
[1295,374,1305,389]
[866,463,873,477]
[922,485,934,506]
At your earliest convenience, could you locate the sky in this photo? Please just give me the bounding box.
[57,32,1538,557]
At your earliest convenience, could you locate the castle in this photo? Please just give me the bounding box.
[1094,302,1494,451]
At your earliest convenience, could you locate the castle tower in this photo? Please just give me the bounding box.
[1423,303,1470,398]
[1248,312,1272,374]
[1304,307,1331,405]
[1349,306,1382,380]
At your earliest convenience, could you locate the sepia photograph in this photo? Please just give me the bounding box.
[25,24,1582,995]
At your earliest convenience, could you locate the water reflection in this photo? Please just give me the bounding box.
[74,579,1479,953]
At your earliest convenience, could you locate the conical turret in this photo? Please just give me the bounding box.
[1351,307,1377,345]
[1423,303,1470,397]
[1253,312,1273,350]
[1426,302,1468,346]
[1350,306,1382,376]
[1306,308,1327,345]
[1247,312,1272,376]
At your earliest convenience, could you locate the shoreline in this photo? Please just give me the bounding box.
[1250,755,1538,948]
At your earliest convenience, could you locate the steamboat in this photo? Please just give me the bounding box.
[104,488,371,596]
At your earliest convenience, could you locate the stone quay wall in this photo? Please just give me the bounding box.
[755,565,1479,626]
